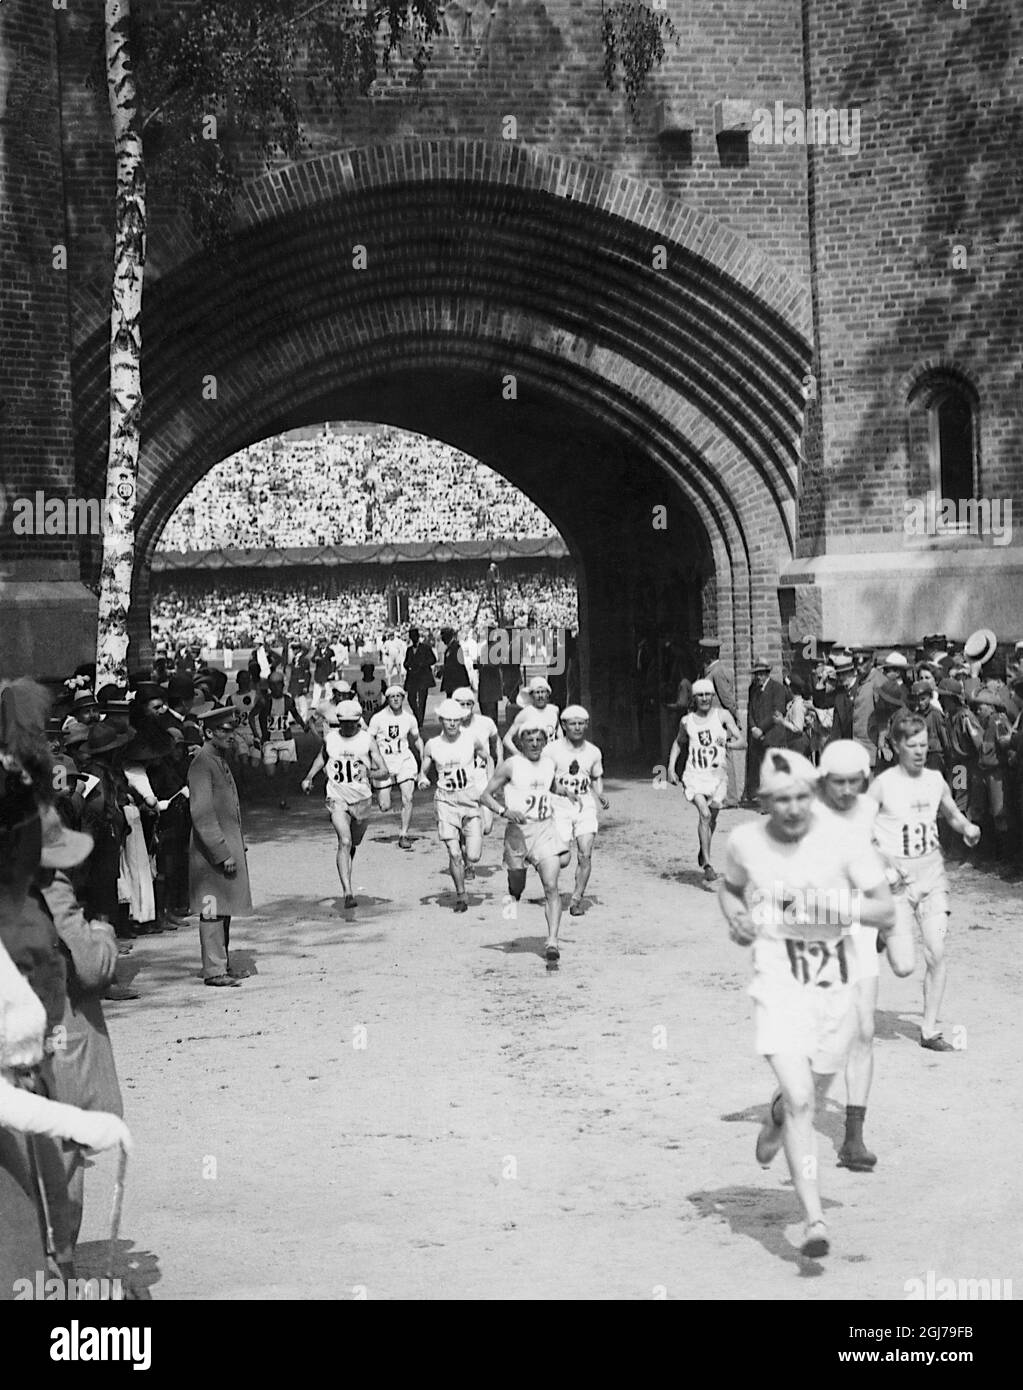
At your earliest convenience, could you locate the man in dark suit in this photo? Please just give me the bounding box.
[745,657,787,800]
[403,627,437,729]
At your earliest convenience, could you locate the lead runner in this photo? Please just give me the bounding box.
[300,698,389,909]
[718,749,898,1258]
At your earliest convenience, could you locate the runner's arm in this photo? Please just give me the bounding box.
[502,715,523,757]
[481,763,524,822]
[301,744,327,792]
[417,745,434,789]
[718,834,754,943]
[666,736,683,785]
[938,783,981,843]
[721,710,742,746]
[718,878,755,945]
[366,737,390,786]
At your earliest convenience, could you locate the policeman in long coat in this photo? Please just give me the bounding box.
[188,705,252,987]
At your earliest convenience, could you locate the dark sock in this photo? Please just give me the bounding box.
[844,1104,866,1147]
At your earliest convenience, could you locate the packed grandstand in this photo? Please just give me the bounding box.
[153,425,578,650]
[157,424,561,551]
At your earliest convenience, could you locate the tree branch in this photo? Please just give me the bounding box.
[142,0,344,131]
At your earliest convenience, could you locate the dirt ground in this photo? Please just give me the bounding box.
[75,733,1023,1301]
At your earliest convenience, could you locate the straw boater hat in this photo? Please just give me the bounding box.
[963,628,997,665]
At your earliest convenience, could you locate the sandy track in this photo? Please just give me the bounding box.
[76,773,1023,1300]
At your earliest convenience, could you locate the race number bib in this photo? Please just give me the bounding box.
[379,723,402,757]
[524,792,551,821]
[328,757,366,785]
[440,766,470,792]
[557,773,589,795]
[269,711,289,742]
[900,821,939,858]
[784,937,849,988]
[691,729,722,771]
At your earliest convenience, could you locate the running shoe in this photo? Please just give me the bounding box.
[755,1089,785,1166]
[837,1142,877,1171]
[398,835,412,850]
[703,863,718,883]
[454,898,468,913]
[545,943,560,963]
[800,1220,829,1258]
[920,1031,955,1052]
[464,864,476,880]
[569,900,584,916]
[343,894,357,909]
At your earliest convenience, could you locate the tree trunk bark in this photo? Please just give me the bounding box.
[96,0,146,689]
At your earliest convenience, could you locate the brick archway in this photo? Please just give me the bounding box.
[70,140,812,746]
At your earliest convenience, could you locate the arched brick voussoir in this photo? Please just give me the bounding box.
[69,138,812,355]
[73,200,808,522]
[130,307,780,577]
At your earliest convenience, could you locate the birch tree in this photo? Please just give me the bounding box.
[96,0,146,689]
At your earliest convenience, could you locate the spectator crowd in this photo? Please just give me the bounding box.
[661,628,1023,878]
[157,426,560,552]
[151,562,578,653]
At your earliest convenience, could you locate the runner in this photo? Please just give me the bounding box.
[549,705,609,917]
[502,676,560,755]
[815,740,915,1172]
[368,685,423,850]
[452,686,500,847]
[667,678,741,883]
[419,698,489,913]
[229,670,262,790]
[482,712,577,964]
[353,658,386,716]
[250,669,309,808]
[868,710,981,1052]
[718,749,897,1258]
[300,698,389,909]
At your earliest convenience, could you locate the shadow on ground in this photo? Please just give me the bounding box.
[687,1185,841,1274]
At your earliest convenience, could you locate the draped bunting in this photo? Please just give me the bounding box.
[152,538,570,571]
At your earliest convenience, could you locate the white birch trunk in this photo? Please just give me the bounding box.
[96,0,146,690]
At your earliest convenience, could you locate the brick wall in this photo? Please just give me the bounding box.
[803,0,1023,553]
[0,0,76,574]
